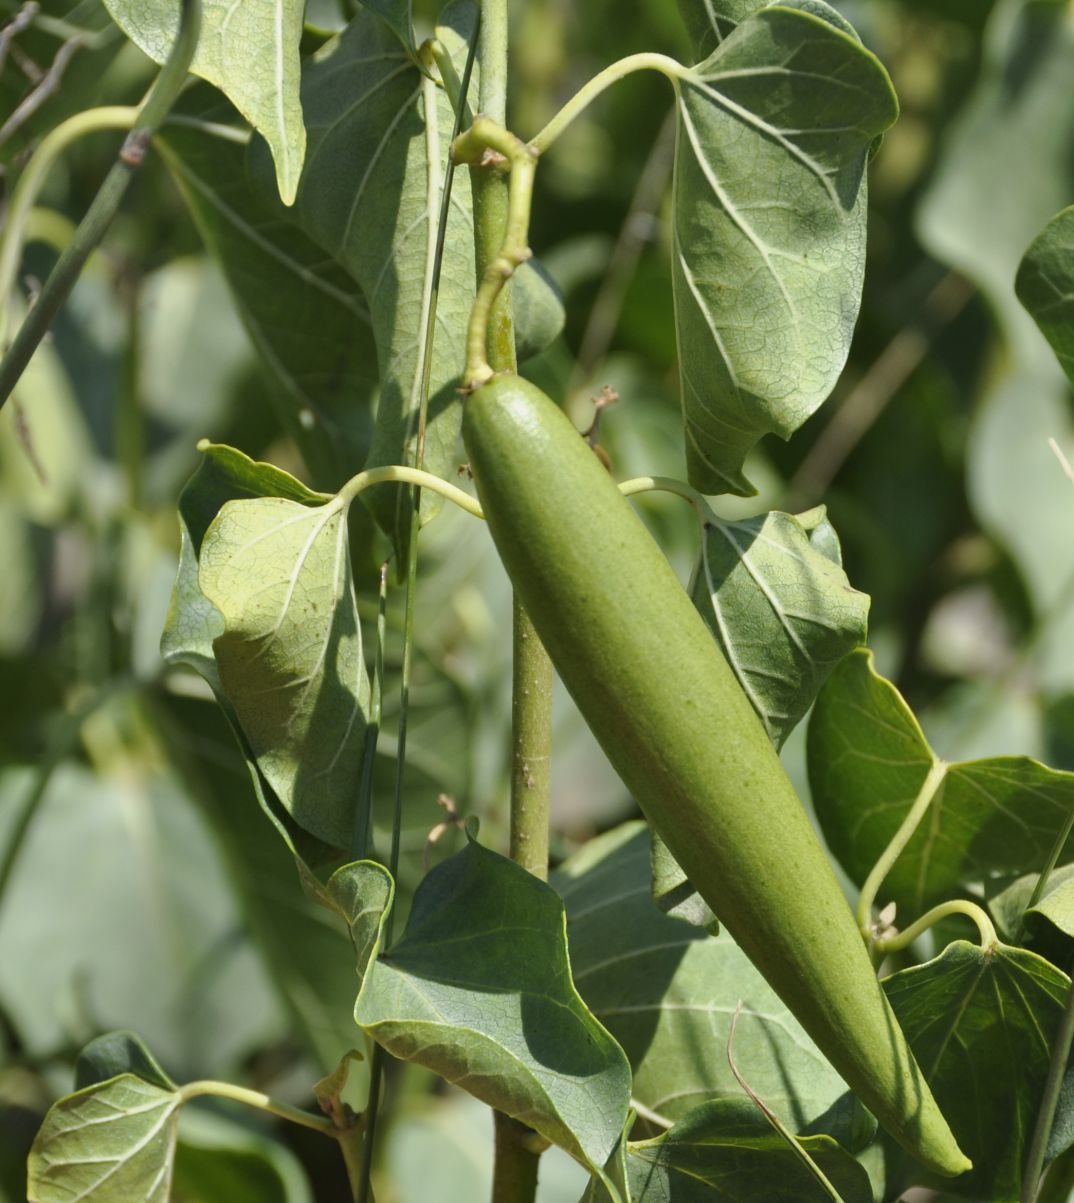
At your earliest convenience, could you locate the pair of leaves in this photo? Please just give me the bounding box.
[671,0,898,495]
[808,648,1074,924]
[163,442,369,854]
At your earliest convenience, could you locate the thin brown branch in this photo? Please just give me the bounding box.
[0,1,39,78]
[0,32,86,148]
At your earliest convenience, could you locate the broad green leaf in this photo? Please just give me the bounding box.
[198,491,369,850]
[162,442,325,693]
[989,863,1074,956]
[555,824,871,1143]
[271,4,478,555]
[672,2,897,496]
[356,834,632,1172]
[884,941,1069,1199]
[102,0,306,204]
[689,506,869,747]
[75,1032,175,1092]
[584,1100,873,1202]
[678,0,765,61]
[161,444,347,871]
[677,0,858,64]
[155,124,378,490]
[1017,205,1074,387]
[28,1074,182,1203]
[358,0,413,51]
[809,648,1074,922]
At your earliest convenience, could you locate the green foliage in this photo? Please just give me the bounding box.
[810,649,1074,922]
[690,506,869,747]
[102,0,307,203]
[672,1,897,495]
[355,834,632,1174]
[584,1101,873,1202]
[5,0,1074,1199]
[885,941,1070,1200]
[1018,205,1074,388]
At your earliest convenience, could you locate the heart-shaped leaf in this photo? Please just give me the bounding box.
[28,1074,182,1203]
[155,124,378,490]
[583,1099,873,1202]
[690,505,869,747]
[809,648,1074,921]
[198,490,369,851]
[103,0,306,204]
[555,824,870,1143]
[884,941,1069,1199]
[355,833,632,1173]
[672,1,897,495]
[358,0,414,52]
[1016,205,1074,388]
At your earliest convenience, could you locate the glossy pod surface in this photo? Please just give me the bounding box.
[462,375,969,1178]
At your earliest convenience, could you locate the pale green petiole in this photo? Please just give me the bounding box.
[857,757,949,936]
[179,1080,339,1137]
[872,899,999,957]
[336,464,485,518]
[529,53,686,155]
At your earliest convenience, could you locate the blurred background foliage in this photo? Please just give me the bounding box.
[0,0,1071,1199]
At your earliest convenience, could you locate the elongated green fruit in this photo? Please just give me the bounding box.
[463,375,970,1178]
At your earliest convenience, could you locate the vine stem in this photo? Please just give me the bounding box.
[453,117,537,387]
[468,5,551,1201]
[856,757,948,938]
[179,1080,338,1138]
[872,899,998,957]
[0,0,202,410]
[529,52,685,154]
[337,463,484,517]
[1022,955,1074,1203]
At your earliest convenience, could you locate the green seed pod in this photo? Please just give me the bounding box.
[462,374,970,1178]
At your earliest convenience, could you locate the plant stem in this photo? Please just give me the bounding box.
[455,118,537,387]
[469,6,550,1202]
[856,757,948,937]
[618,474,709,517]
[873,899,998,957]
[492,1114,542,1202]
[509,601,552,878]
[1021,955,1074,1203]
[529,52,685,154]
[338,463,484,517]
[179,1080,338,1137]
[0,0,201,411]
